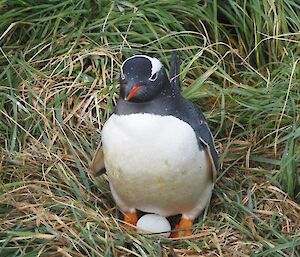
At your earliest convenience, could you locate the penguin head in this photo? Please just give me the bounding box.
[120,55,169,102]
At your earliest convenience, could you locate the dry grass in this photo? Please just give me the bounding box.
[1,1,299,256]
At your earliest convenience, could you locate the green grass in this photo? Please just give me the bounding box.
[0,0,299,256]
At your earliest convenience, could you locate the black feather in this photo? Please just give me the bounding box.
[170,52,181,91]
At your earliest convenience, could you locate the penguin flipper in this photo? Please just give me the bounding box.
[170,52,181,91]
[186,103,218,181]
[199,137,218,182]
[89,146,106,176]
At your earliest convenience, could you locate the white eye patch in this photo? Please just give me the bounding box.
[147,56,162,77]
[121,55,163,80]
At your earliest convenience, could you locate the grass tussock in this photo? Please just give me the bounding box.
[0,0,299,256]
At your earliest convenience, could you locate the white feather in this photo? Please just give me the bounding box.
[102,113,213,218]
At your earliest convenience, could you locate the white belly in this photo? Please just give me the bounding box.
[101,113,212,217]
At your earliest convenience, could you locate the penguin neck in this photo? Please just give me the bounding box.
[115,87,181,116]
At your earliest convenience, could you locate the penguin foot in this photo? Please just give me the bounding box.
[171,218,193,238]
[124,211,138,226]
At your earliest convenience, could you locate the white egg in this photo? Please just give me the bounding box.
[136,214,171,238]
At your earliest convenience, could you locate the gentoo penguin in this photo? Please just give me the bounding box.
[90,53,218,237]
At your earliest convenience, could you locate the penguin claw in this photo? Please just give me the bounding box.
[171,218,193,238]
[124,211,138,226]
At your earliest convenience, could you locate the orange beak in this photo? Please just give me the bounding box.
[125,85,140,101]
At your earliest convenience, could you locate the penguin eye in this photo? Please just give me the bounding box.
[149,72,158,81]
[121,71,125,80]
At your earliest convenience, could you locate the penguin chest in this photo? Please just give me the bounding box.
[101,113,212,216]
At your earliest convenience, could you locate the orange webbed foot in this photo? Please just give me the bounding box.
[171,218,193,238]
[124,211,138,226]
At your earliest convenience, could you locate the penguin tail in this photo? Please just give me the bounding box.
[170,51,181,91]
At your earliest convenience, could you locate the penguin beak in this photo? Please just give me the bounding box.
[125,85,140,101]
